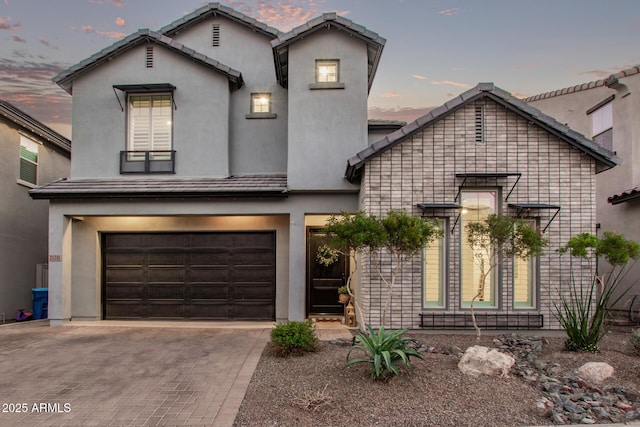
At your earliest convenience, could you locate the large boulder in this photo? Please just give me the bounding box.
[458,345,515,378]
[575,362,614,383]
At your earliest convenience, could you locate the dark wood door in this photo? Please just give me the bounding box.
[102,232,276,320]
[307,228,349,315]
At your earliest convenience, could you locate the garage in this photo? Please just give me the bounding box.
[102,231,276,320]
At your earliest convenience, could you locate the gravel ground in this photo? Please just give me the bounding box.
[233,329,640,427]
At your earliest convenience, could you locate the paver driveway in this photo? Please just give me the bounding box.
[0,321,269,426]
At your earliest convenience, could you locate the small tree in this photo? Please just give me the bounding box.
[555,231,640,352]
[319,210,441,329]
[465,214,548,338]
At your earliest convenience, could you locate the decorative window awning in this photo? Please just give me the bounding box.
[112,83,177,111]
[508,203,561,233]
[455,172,521,202]
[417,203,461,210]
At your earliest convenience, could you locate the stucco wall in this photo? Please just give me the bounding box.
[360,99,597,329]
[287,29,368,190]
[169,17,288,175]
[0,118,70,319]
[70,43,231,178]
[529,79,640,315]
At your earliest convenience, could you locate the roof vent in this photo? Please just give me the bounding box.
[145,46,153,68]
[475,105,484,143]
[212,24,220,47]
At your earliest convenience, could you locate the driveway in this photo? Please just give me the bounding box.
[0,321,269,426]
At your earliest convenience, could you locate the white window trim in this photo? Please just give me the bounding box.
[18,134,39,186]
[246,93,277,119]
[309,59,345,90]
[127,92,173,156]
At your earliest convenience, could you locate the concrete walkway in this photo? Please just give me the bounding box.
[0,320,270,426]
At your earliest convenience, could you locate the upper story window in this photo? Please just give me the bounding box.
[128,93,172,154]
[588,97,613,150]
[246,93,277,119]
[19,135,39,185]
[309,60,345,90]
[252,93,271,113]
[316,60,338,83]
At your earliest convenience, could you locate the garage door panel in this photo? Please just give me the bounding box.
[105,284,144,299]
[148,302,185,318]
[148,284,185,299]
[106,268,144,283]
[191,283,229,299]
[190,268,229,282]
[148,268,185,283]
[105,301,144,319]
[103,232,275,320]
[234,284,274,299]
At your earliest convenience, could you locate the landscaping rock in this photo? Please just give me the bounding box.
[576,362,615,383]
[458,345,515,378]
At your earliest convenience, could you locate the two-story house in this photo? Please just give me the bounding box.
[527,67,640,321]
[32,3,617,330]
[0,100,70,320]
[31,3,384,324]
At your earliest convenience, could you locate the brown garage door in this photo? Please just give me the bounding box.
[103,232,276,320]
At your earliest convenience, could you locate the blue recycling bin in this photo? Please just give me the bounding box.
[32,288,48,320]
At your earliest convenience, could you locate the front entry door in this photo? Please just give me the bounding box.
[307,228,349,315]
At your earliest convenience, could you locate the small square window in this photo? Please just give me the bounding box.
[251,93,271,114]
[316,60,338,83]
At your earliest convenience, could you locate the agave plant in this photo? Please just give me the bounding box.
[345,324,423,380]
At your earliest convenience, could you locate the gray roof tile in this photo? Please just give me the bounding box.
[30,175,288,200]
[346,83,620,181]
[53,30,244,93]
[160,3,282,38]
[0,100,71,153]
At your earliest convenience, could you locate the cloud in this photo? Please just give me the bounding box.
[511,92,529,99]
[0,17,21,30]
[0,57,71,126]
[576,69,616,79]
[412,74,427,80]
[10,34,26,43]
[437,8,461,16]
[368,106,435,123]
[226,0,345,31]
[38,37,59,49]
[513,63,539,71]
[380,91,399,98]
[431,80,472,89]
[115,17,125,27]
[107,0,124,6]
[78,24,125,39]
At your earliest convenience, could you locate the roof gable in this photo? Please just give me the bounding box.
[271,12,385,92]
[346,83,620,181]
[0,100,71,154]
[53,29,244,94]
[160,2,282,38]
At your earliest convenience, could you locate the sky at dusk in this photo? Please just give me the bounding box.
[1,0,639,139]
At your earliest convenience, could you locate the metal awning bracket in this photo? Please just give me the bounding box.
[508,203,561,234]
[113,86,124,112]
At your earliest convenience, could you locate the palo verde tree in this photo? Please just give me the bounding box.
[318,210,441,329]
[465,214,548,338]
[555,231,640,352]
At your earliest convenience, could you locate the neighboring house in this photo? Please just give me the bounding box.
[527,68,640,320]
[30,3,385,324]
[0,100,71,320]
[345,83,618,330]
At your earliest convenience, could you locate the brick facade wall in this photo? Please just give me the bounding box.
[360,99,596,330]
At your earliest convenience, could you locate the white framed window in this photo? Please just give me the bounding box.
[460,190,498,308]
[513,220,537,309]
[423,219,446,308]
[19,135,39,185]
[251,93,271,114]
[128,93,172,160]
[589,100,613,150]
[316,60,339,83]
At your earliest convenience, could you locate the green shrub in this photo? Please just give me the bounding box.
[555,231,640,352]
[345,324,423,380]
[270,320,318,356]
[632,329,640,355]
